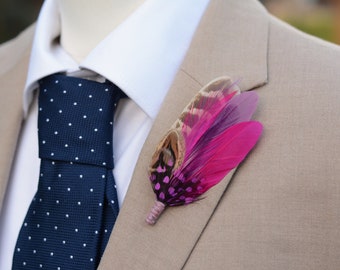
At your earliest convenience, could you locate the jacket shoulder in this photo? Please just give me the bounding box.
[268,14,340,70]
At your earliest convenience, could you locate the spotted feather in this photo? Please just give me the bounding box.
[146,77,262,225]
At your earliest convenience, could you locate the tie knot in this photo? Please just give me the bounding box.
[38,74,122,168]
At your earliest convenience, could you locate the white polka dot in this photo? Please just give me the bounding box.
[54,131,58,135]
[63,90,67,94]
[79,174,83,178]
[58,174,62,178]
[62,240,66,244]
[48,186,51,190]
[79,136,83,139]
[37,224,40,228]
[75,228,78,232]
[23,262,26,266]
[68,123,72,126]
[70,255,74,259]
[56,200,59,204]
[51,153,54,156]
[106,141,110,145]
[111,200,115,204]
[91,149,95,153]
[43,89,47,92]
[73,102,77,106]
[95,230,98,234]
[33,249,36,254]
[50,98,54,102]
[40,264,43,268]
[67,188,71,191]
[46,118,50,122]
[77,201,81,205]
[52,161,55,165]
[75,157,79,161]
[99,203,102,207]
[88,216,91,220]
[83,243,87,247]
[17,248,21,252]
[65,144,68,147]
[102,162,106,166]
[90,258,94,262]
[42,140,46,144]
[43,238,47,242]
[65,214,69,218]
[54,226,58,230]
[105,88,108,92]
[59,110,62,113]
[78,83,82,87]
[105,229,108,233]
[28,236,31,240]
[102,175,106,178]
[99,108,103,111]
[46,212,50,216]
[50,252,54,256]
[40,173,43,177]
[110,121,113,125]
[90,188,93,192]
[55,80,59,84]
[94,128,98,132]
[89,95,92,98]
[83,115,87,119]
[39,107,42,111]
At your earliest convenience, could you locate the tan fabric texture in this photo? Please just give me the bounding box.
[0,0,339,269]
[0,25,34,207]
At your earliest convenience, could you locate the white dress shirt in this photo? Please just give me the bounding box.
[0,0,210,268]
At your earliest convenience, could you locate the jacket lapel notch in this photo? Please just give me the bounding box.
[181,0,269,92]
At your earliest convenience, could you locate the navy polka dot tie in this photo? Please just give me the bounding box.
[13,74,123,269]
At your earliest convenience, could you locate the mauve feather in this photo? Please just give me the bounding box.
[182,91,237,156]
[209,91,259,136]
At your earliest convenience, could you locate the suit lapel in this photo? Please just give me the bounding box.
[99,0,269,269]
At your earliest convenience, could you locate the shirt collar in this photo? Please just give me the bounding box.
[24,0,210,117]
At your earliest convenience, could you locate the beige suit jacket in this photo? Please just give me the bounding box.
[1,0,340,269]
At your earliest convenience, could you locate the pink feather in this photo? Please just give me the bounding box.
[180,121,263,195]
[183,91,259,165]
[146,78,263,225]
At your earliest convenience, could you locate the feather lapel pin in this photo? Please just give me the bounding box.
[146,77,263,225]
